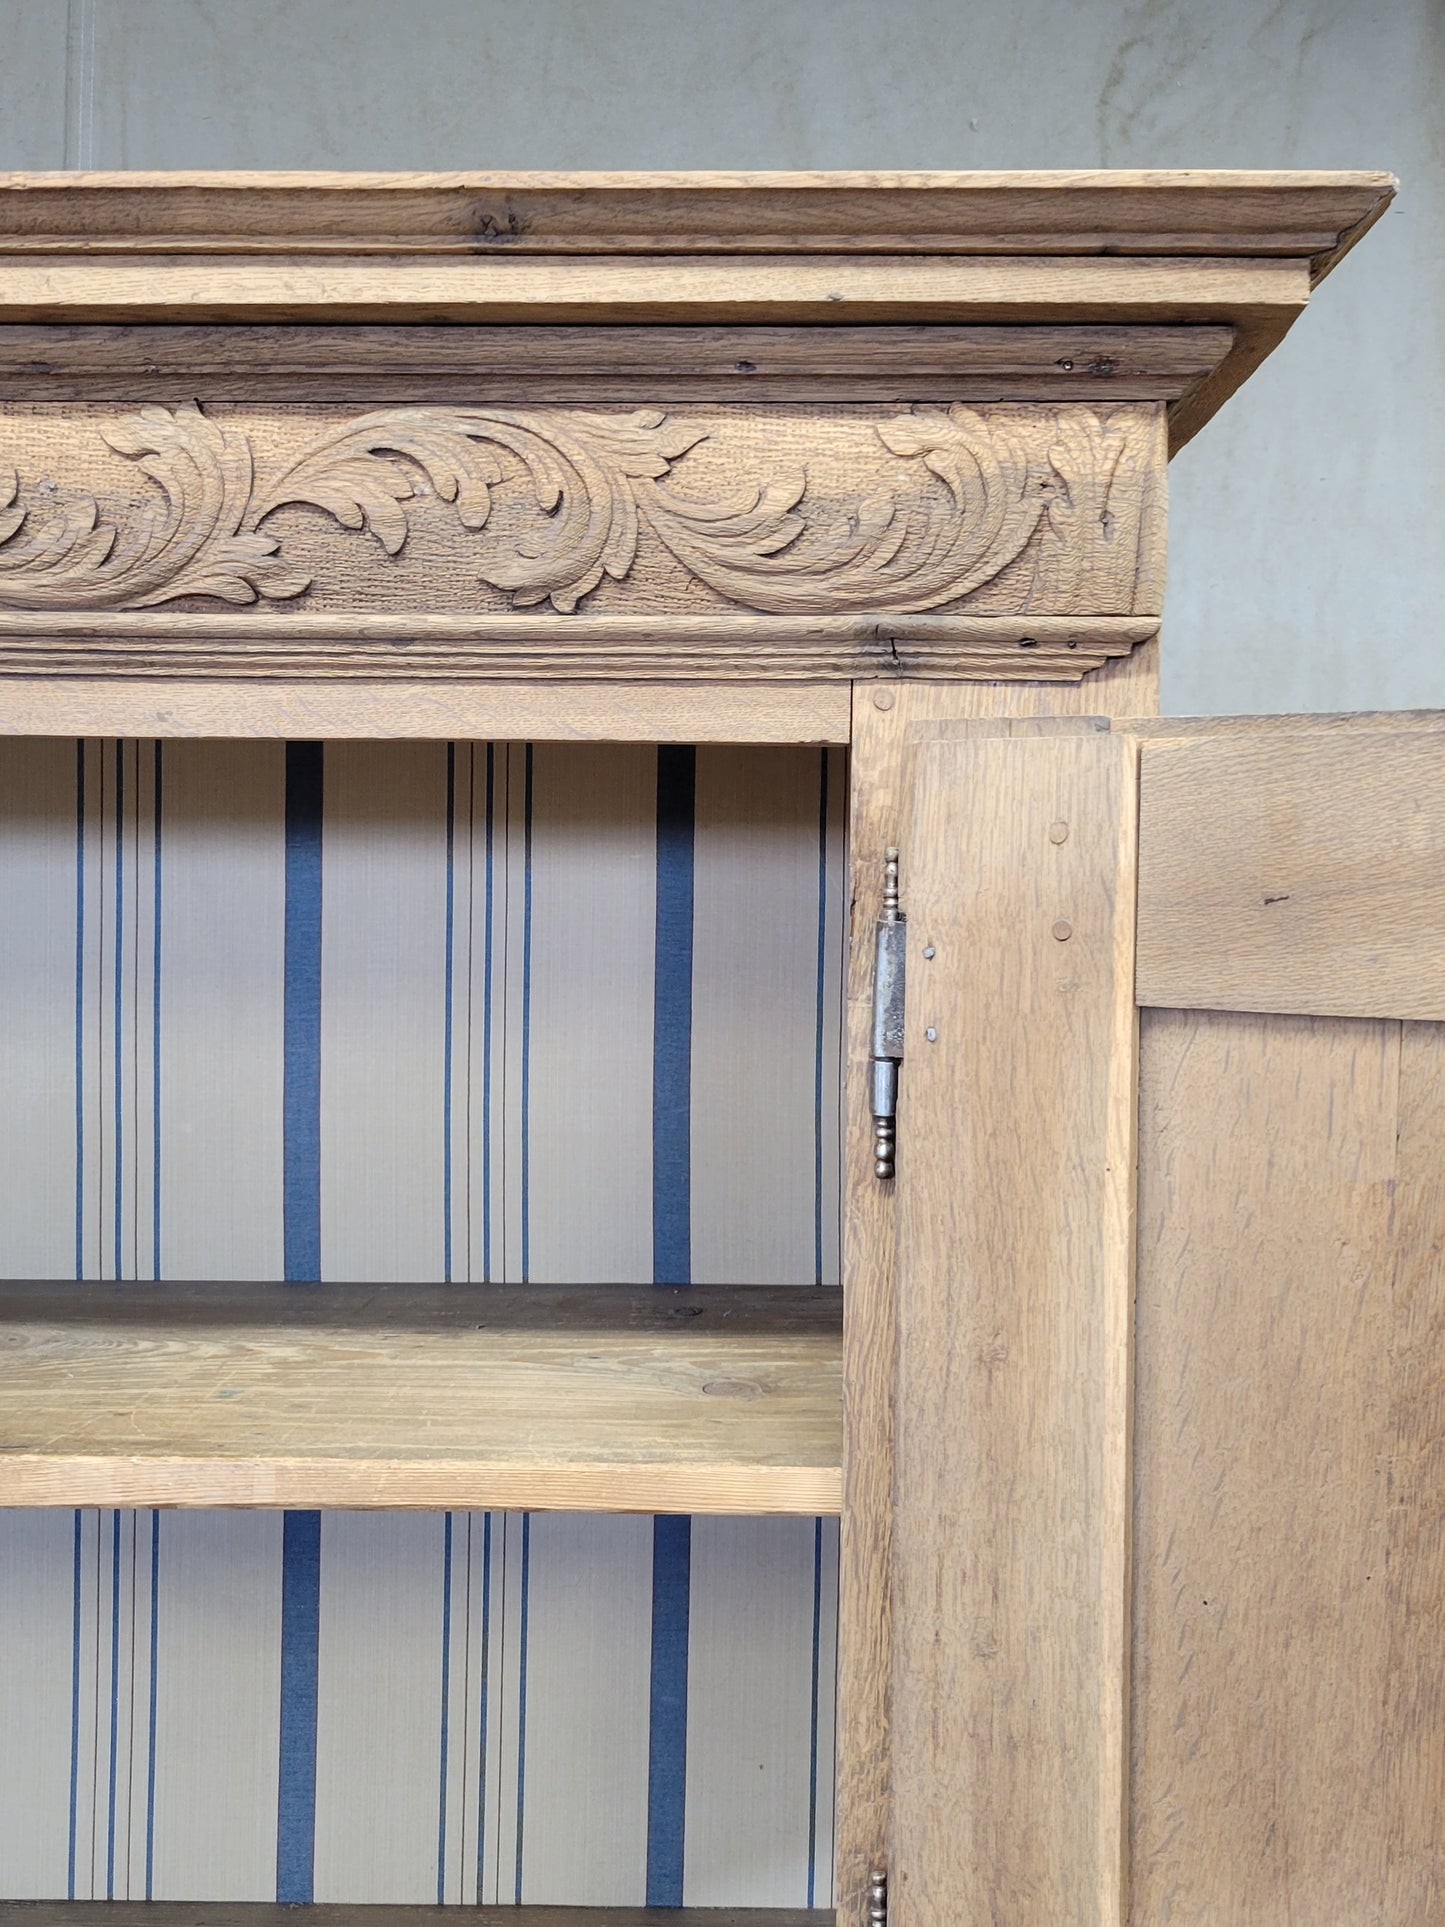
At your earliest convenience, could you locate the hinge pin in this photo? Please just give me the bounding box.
[870,847,906,1181]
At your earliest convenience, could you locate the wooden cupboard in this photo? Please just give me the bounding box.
[0,170,1439,1926]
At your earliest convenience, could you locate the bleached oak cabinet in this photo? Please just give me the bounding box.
[0,171,1438,1927]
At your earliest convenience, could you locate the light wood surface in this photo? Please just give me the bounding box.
[0,248,1306,326]
[0,249,1308,454]
[4,1908,818,1926]
[1136,727,1445,1020]
[0,398,1166,627]
[1131,706,1445,739]
[0,169,1384,455]
[0,1282,842,1514]
[0,168,1391,272]
[0,321,1235,403]
[1131,1011,1445,1922]
[835,654,1156,1927]
[1382,1020,1445,1921]
[888,725,1138,1927]
[0,678,850,743]
[0,613,1157,686]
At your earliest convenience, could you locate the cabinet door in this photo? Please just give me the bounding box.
[840,712,1445,1927]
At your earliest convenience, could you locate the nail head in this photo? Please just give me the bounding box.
[1052,919,1073,942]
[872,688,895,710]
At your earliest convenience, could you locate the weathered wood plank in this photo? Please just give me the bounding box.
[888,726,1138,1927]
[1136,728,1445,1020]
[835,652,1155,1927]
[1130,1009,1431,1923]
[0,251,1307,330]
[0,677,851,744]
[0,1282,842,1515]
[0,613,1156,687]
[0,168,1392,270]
[1384,1021,1445,1919]
[0,322,1235,403]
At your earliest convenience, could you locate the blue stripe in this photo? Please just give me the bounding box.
[105,1509,120,1897]
[443,746,456,1282]
[481,747,494,1281]
[283,743,323,1282]
[652,745,695,1285]
[513,1513,531,1902]
[112,748,124,1281]
[645,1515,692,1905]
[813,748,829,1286]
[276,1509,321,1902]
[152,743,163,1280]
[519,746,534,1283]
[476,1510,492,1898]
[806,1517,824,1905]
[74,743,85,1281]
[647,745,696,1902]
[67,1508,82,1898]
[145,1510,160,1897]
[437,1512,454,1901]
[279,747,323,1897]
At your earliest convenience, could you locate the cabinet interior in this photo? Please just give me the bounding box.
[0,735,847,1914]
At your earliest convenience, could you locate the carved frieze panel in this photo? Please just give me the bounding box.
[0,401,1165,625]
[0,399,1164,677]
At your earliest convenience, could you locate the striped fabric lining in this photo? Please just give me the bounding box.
[0,738,845,1905]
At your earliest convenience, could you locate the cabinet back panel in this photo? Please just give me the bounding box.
[0,737,847,1909]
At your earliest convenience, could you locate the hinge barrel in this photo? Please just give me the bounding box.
[867,1868,888,1927]
[870,848,905,1180]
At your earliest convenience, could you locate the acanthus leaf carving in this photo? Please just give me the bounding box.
[0,400,1139,618]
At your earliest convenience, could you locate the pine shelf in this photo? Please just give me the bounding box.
[0,1282,842,1515]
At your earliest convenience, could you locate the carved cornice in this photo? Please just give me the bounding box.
[0,400,1162,629]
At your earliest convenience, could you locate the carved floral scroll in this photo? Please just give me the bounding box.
[0,400,1164,622]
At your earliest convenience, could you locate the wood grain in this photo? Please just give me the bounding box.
[0,1282,842,1515]
[0,172,1387,453]
[0,613,1158,687]
[0,250,1308,332]
[0,399,1166,624]
[1131,707,1445,739]
[0,169,1392,271]
[888,726,1138,1927]
[834,652,1156,1927]
[1383,1021,1445,1921]
[0,678,851,743]
[0,322,1236,403]
[1129,1009,1445,1924]
[1136,728,1445,1020]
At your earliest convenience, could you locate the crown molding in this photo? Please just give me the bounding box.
[0,169,1395,282]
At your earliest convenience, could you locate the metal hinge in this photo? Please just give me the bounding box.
[870,847,906,1181]
[867,1867,889,1927]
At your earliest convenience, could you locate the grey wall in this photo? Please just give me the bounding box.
[1,0,1441,713]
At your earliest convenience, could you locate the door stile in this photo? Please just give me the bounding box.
[892,724,1138,1927]
[838,666,1153,1927]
